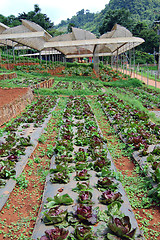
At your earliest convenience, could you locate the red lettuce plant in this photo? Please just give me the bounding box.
[99,190,123,204]
[94,158,111,172]
[50,171,70,184]
[108,216,136,239]
[75,204,97,224]
[76,169,90,180]
[97,177,118,191]
[78,191,93,204]
[40,227,69,240]
[43,206,67,225]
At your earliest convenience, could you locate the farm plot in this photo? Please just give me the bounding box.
[0,94,159,239]
[0,70,160,239]
[36,77,105,96]
[32,96,143,240]
[0,96,58,210]
[97,93,160,198]
[0,76,51,88]
[0,69,52,88]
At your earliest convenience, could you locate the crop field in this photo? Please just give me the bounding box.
[0,63,160,240]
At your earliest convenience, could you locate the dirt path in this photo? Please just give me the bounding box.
[117,68,160,89]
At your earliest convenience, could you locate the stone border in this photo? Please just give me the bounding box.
[33,78,54,89]
[0,88,34,126]
[0,72,17,80]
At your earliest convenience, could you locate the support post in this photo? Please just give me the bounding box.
[116,48,118,72]
[93,44,99,75]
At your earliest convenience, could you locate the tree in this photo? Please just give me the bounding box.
[99,8,132,34]
[0,14,20,27]
[136,28,159,53]
[132,21,159,53]
[132,21,148,35]
[68,23,76,32]
[76,9,85,16]
[18,4,54,31]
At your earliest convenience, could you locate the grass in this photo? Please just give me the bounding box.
[103,77,143,88]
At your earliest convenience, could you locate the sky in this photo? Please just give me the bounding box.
[0,0,109,24]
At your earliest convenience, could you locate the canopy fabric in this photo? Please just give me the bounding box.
[0,20,144,57]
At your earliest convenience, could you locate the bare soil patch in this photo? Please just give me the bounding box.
[0,88,29,107]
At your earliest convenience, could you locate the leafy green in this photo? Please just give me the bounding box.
[72,181,92,192]
[46,194,74,208]
[73,224,97,240]
[50,171,70,184]
[108,216,136,239]
[43,206,68,225]
[99,190,123,205]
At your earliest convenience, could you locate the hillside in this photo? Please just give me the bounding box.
[56,0,160,35]
[109,0,160,22]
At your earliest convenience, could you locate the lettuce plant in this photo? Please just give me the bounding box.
[46,194,74,208]
[0,162,16,179]
[19,136,32,146]
[108,216,136,240]
[99,190,123,204]
[75,169,90,181]
[97,177,118,191]
[40,227,69,240]
[43,206,67,225]
[75,162,92,170]
[72,181,91,192]
[75,204,97,224]
[73,225,97,240]
[78,191,93,204]
[94,158,111,172]
[50,171,70,184]
[75,149,88,162]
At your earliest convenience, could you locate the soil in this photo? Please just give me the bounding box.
[0,88,29,107]
[1,62,39,70]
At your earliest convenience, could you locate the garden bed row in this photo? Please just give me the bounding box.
[0,96,58,210]
[32,96,144,240]
[1,62,39,70]
[112,87,160,109]
[97,94,160,197]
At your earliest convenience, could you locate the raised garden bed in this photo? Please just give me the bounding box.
[32,96,144,240]
[0,72,17,80]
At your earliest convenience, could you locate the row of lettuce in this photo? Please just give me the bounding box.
[97,93,160,198]
[0,96,57,187]
[37,96,142,240]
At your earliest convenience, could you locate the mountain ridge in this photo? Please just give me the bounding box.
[56,0,160,35]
